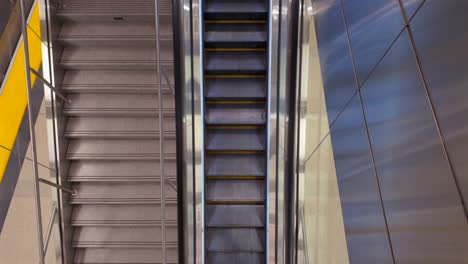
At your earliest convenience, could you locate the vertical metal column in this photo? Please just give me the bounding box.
[19,0,45,263]
[154,0,166,263]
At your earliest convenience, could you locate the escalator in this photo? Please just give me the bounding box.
[202,0,269,263]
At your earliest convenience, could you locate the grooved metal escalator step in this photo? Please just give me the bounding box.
[58,21,171,46]
[205,77,266,99]
[205,31,267,47]
[204,0,268,19]
[70,182,176,204]
[206,228,265,252]
[71,204,176,226]
[63,94,175,116]
[60,46,172,70]
[206,154,265,177]
[206,129,265,151]
[65,116,175,139]
[66,139,176,160]
[74,248,178,264]
[68,160,176,182]
[206,252,264,264]
[206,103,266,125]
[62,70,173,94]
[206,205,264,227]
[205,51,267,73]
[72,226,177,248]
[206,180,265,204]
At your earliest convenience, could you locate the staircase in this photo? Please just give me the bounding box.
[55,0,177,263]
[202,0,269,263]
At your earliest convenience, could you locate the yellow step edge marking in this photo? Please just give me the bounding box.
[205,20,267,24]
[207,176,265,180]
[206,100,265,105]
[205,74,266,79]
[207,125,264,130]
[205,47,266,52]
[207,150,265,155]
[206,200,265,205]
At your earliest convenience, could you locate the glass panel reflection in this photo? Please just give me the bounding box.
[295,0,349,262]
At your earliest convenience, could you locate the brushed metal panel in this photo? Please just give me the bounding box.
[314,0,357,123]
[331,95,394,264]
[361,30,468,263]
[400,0,424,19]
[410,0,468,212]
[341,0,405,84]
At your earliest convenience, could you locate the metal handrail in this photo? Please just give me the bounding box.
[154,0,166,263]
[19,0,45,263]
[38,178,77,196]
[30,68,71,104]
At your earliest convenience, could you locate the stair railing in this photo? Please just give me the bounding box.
[154,0,167,263]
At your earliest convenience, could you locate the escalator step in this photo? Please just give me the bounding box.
[206,103,266,125]
[206,228,265,252]
[205,77,266,99]
[206,180,265,203]
[205,51,267,73]
[206,154,265,177]
[206,205,265,227]
[205,0,268,20]
[206,129,265,151]
[206,252,264,264]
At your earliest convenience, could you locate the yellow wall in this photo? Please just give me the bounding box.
[0,2,42,182]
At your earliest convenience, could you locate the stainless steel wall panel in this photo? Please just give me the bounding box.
[341,0,405,85]
[410,0,468,211]
[360,30,468,263]
[330,95,394,264]
[400,0,424,19]
[314,0,357,123]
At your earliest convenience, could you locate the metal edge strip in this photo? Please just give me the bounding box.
[268,0,280,262]
[172,0,186,262]
[193,0,205,261]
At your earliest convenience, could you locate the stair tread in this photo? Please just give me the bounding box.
[64,94,175,115]
[59,20,172,45]
[206,228,265,252]
[206,130,265,151]
[60,46,173,69]
[58,0,172,20]
[62,70,173,93]
[72,226,177,246]
[68,160,176,181]
[66,139,176,160]
[74,248,177,264]
[71,182,176,202]
[65,116,175,138]
[72,204,177,226]
[206,180,265,203]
